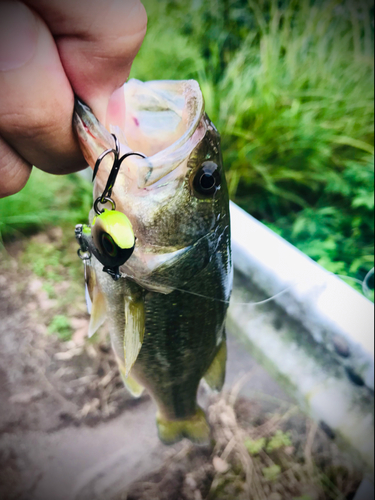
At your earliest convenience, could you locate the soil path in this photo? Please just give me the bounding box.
[0,264,290,500]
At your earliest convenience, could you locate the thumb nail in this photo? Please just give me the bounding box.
[0,2,37,71]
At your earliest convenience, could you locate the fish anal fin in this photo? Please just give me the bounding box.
[156,407,210,445]
[123,294,145,376]
[203,340,227,392]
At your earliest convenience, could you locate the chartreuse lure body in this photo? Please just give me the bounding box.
[74,80,232,446]
[78,209,135,280]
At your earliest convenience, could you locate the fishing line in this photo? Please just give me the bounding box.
[125,268,374,306]
[127,275,297,306]
[361,267,374,299]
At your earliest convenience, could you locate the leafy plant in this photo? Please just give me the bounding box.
[266,430,292,452]
[244,437,266,455]
[262,464,282,481]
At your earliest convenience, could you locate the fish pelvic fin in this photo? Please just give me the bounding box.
[156,407,210,445]
[114,353,145,398]
[203,340,227,392]
[123,293,145,377]
[85,265,106,338]
[121,372,145,398]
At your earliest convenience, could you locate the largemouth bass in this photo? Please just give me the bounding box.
[74,79,232,444]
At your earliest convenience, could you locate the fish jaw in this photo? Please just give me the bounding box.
[73,99,116,181]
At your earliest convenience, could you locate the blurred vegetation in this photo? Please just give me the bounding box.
[0,0,373,292]
[0,169,92,242]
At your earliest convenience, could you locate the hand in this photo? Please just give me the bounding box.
[0,0,147,197]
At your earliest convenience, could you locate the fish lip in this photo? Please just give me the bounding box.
[74,97,90,120]
[73,97,94,134]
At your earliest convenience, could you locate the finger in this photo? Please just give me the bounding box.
[0,136,32,198]
[25,0,147,122]
[0,2,87,174]
[0,0,147,181]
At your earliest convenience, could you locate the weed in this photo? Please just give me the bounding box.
[48,314,72,342]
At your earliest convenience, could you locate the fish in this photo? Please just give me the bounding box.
[73,79,232,444]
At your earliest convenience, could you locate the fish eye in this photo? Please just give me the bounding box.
[193,161,221,196]
[101,232,118,257]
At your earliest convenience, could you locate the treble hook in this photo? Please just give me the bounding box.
[92,134,146,214]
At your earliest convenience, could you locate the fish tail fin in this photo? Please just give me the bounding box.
[156,407,210,445]
[203,340,227,392]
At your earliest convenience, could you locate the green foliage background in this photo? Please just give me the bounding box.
[131,0,374,286]
[0,0,373,289]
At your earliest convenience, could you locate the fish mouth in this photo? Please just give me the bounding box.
[74,80,206,190]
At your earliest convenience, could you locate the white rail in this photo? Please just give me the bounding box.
[228,201,374,474]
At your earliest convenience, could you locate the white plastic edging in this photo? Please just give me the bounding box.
[229,201,374,390]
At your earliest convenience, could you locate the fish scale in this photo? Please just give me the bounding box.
[135,258,229,420]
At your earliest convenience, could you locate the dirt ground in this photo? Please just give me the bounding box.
[0,232,364,500]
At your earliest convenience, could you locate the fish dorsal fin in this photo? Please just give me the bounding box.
[123,292,145,376]
[203,340,227,392]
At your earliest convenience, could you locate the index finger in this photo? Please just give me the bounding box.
[24,0,147,122]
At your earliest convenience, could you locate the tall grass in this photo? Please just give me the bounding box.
[132,0,374,282]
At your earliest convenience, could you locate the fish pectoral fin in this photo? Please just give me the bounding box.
[156,407,210,445]
[123,294,145,377]
[203,340,227,392]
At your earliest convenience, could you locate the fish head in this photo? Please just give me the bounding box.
[74,79,230,292]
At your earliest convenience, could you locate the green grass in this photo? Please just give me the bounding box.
[0,169,92,242]
[48,314,73,342]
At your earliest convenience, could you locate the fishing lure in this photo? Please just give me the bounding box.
[75,135,146,280]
